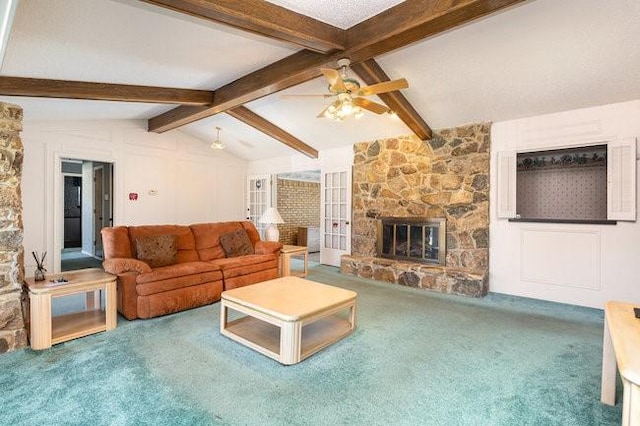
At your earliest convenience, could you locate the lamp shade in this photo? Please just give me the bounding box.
[259,207,284,224]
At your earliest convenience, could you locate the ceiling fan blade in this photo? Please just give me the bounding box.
[320,68,347,93]
[358,78,409,96]
[353,97,389,114]
[316,99,342,118]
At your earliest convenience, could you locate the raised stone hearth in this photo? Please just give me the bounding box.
[0,102,27,352]
[341,123,490,297]
[341,256,487,297]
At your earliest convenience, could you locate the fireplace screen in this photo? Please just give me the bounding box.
[377,217,446,265]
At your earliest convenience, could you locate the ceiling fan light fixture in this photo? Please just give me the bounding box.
[323,94,365,121]
[210,126,225,150]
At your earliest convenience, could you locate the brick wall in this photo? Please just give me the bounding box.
[277,178,320,245]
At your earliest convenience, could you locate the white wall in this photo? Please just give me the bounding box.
[22,119,247,274]
[490,99,640,308]
[247,146,353,175]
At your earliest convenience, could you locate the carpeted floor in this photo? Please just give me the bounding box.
[61,252,103,272]
[0,264,622,425]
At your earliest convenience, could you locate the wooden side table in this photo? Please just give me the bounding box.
[24,268,117,350]
[280,245,309,277]
[601,301,640,424]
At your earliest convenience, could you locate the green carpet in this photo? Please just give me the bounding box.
[0,265,622,425]
[61,256,103,272]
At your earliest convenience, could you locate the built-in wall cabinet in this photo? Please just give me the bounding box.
[490,99,640,309]
[497,138,636,222]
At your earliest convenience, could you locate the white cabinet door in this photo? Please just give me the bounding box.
[497,151,517,219]
[607,138,636,221]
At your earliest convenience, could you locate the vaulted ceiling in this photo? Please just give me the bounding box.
[1,0,639,161]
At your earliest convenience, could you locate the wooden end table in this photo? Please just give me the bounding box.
[601,301,640,424]
[220,276,357,365]
[280,244,309,277]
[24,268,117,350]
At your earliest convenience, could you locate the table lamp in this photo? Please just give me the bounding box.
[259,207,284,241]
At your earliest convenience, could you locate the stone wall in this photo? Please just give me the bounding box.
[0,102,27,352]
[277,178,320,245]
[342,123,490,297]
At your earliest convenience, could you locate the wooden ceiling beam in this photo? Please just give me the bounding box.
[350,59,432,140]
[0,76,214,105]
[148,0,525,134]
[148,49,332,132]
[141,0,345,54]
[346,0,525,62]
[226,106,318,158]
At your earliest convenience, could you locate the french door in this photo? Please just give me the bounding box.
[320,168,351,266]
[246,175,271,239]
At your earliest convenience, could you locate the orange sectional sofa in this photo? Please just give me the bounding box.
[101,221,282,320]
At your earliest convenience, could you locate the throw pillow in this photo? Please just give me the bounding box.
[220,229,255,258]
[136,234,178,268]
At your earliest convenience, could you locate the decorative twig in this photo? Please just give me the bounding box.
[32,251,47,271]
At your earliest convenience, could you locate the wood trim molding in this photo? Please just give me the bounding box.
[226,106,318,158]
[0,76,214,105]
[350,59,432,140]
[141,0,345,54]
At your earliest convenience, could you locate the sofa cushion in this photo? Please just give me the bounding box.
[209,254,278,278]
[128,225,199,263]
[191,222,246,261]
[220,229,255,258]
[136,234,178,268]
[136,271,223,297]
[136,261,222,284]
[102,226,133,258]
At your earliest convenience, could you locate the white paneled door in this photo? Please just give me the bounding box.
[246,175,271,239]
[320,168,351,267]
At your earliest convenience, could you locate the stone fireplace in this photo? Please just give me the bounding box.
[0,102,28,352]
[341,123,490,297]
[377,217,445,265]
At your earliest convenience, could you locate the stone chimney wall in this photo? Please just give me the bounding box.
[0,102,28,352]
[342,123,490,297]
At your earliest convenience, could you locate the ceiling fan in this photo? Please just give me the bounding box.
[284,58,409,121]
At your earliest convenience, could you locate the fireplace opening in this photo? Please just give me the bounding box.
[377,217,446,265]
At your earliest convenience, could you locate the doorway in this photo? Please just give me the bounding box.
[276,170,321,264]
[61,159,113,271]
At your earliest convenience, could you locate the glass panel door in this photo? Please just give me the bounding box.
[320,168,351,266]
[246,175,271,239]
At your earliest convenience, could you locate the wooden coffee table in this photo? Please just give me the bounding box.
[220,276,357,365]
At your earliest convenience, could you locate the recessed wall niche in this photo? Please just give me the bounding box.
[516,145,607,220]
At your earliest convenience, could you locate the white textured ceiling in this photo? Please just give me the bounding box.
[265,0,405,29]
[1,0,640,162]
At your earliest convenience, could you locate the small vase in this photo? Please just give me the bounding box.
[34,267,45,282]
